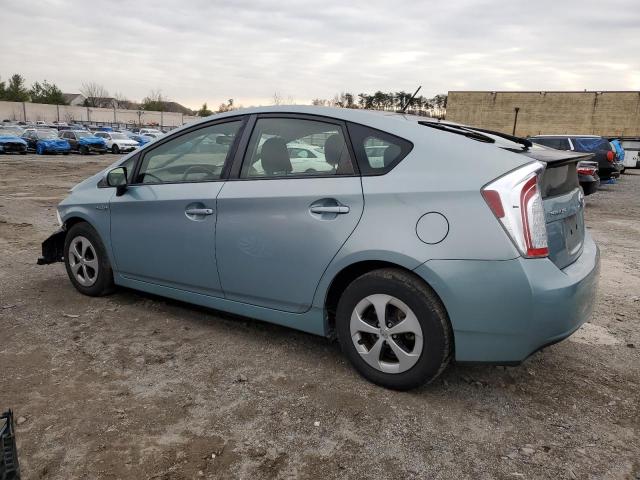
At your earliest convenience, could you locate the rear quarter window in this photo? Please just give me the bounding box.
[347,123,413,175]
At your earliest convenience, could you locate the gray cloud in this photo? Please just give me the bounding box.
[1,0,638,109]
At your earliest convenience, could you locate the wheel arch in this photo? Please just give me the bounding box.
[323,259,452,345]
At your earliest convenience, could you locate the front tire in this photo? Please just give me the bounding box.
[36,144,45,155]
[336,268,452,390]
[79,145,88,155]
[64,222,115,296]
[111,144,120,154]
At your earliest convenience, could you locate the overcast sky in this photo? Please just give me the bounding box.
[1,0,638,109]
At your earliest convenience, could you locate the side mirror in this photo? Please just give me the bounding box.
[106,167,128,196]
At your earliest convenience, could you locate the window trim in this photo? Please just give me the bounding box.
[128,115,248,186]
[347,122,414,176]
[230,113,360,181]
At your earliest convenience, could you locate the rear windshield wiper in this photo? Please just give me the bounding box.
[419,121,495,144]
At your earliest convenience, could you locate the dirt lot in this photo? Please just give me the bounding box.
[1,154,638,479]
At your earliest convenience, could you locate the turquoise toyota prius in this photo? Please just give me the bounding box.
[38,106,600,390]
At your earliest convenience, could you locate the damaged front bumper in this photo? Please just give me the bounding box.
[37,228,66,265]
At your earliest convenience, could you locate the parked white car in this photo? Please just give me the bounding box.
[620,139,640,169]
[139,128,163,137]
[94,131,140,154]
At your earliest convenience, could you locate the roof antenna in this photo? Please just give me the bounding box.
[400,86,421,113]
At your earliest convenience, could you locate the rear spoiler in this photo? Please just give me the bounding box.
[520,148,595,168]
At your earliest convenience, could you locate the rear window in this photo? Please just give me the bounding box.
[531,137,570,150]
[540,163,579,198]
[621,140,640,150]
[347,123,413,175]
[571,137,611,152]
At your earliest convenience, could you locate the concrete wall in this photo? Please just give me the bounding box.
[0,101,199,127]
[446,91,640,137]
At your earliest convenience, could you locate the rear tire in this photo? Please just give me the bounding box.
[111,144,120,154]
[64,222,115,296]
[36,144,45,155]
[80,145,88,155]
[336,268,452,390]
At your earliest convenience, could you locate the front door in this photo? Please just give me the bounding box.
[216,116,364,313]
[109,119,245,296]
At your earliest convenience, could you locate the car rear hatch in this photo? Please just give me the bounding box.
[418,121,593,269]
[519,147,593,269]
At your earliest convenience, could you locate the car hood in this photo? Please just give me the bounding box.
[78,137,106,145]
[40,138,69,146]
[0,135,27,144]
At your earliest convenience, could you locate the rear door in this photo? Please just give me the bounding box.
[109,118,246,296]
[215,115,364,313]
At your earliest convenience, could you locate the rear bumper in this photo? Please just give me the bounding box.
[414,232,600,363]
[117,145,137,152]
[599,165,620,179]
[81,144,107,152]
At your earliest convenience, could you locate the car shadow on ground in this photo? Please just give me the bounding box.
[52,282,599,400]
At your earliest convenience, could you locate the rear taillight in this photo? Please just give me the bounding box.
[606,151,614,163]
[482,162,549,258]
[577,166,596,176]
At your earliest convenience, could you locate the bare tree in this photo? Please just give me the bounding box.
[80,82,109,107]
[112,91,130,109]
[141,89,165,111]
[272,92,283,105]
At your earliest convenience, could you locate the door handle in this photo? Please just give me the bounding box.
[310,205,350,214]
[185,208,214,216]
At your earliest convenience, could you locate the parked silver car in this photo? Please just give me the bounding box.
[38,106,599,390]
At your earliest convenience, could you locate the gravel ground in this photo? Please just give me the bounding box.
[0,154,638,480]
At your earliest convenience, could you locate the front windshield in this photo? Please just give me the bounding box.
[75,131,92,138]
[0,128,22,136]
[112,133,128,140]
[37,130,58,139]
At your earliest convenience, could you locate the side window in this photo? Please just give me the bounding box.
[135,120,242,184]
[534,138,569,150]
[241,117,354,178]
[347,123,413,175]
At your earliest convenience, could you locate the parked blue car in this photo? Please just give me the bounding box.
[126,132,152,146]
[0,126,27,154]
[59,130,107,154]
[22,129,71,155]
[37,106,600,390]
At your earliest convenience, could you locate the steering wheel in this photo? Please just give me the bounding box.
[182,165,218,181]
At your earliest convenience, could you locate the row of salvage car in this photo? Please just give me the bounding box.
[0,123,165,155]
[529,135,639,195]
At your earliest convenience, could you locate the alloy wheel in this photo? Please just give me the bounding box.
[350,294,424,374]
[68,236,99,287]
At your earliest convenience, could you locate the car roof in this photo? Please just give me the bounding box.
[530,134,602,138]
[176,105,451,143]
